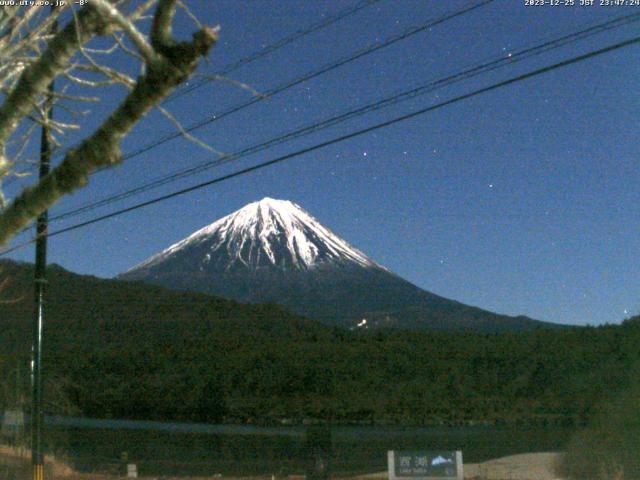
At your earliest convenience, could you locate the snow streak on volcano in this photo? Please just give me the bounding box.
[121,198,552,332]
[129,198,379,273]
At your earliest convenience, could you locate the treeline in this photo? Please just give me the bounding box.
[0,259,638,426]
[559,316,640,479]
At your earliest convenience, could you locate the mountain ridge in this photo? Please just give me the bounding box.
[125,197,382,274]
[120,198,560,332]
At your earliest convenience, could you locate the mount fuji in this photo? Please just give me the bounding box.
[120,198,554,332]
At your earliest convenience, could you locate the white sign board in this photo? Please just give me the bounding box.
[2,409,25,427]
[127,463,138,478]
[388,450,463,480]
[1,409,25,437]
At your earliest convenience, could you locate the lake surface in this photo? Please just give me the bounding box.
[43,418,574,477]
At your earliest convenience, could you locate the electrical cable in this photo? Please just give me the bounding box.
[49,11,640,223]
[2,0,383,186]
[165,0,384,103]
[99,0,496,169]
[2,34,637,256]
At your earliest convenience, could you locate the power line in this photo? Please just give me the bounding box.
[49,12,640,223]
[5,0,493,219]
[166,0,383,103]
[2,34,637,257]
[3,0,382,188]
[99,0,496,169]
[5,0,492,208]
[46,0,492,172]
[3,0,495,212]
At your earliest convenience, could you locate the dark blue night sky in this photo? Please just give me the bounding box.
[4,0,640,325]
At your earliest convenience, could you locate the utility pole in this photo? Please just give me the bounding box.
[32,8,56,480]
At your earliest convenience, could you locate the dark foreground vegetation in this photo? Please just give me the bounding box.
[560,320,640,480]
[3,259,640,477]
[0,259,636,430]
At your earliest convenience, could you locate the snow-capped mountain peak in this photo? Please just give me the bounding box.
[120,198,551,333]
[128,197,379,273]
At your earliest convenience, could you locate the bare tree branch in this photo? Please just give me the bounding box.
[91,0,158,64]
[0,273,22,304]
[0,6,110,176]
[0,2,218,245]
[151,0,178,50]
[157,105,225,155]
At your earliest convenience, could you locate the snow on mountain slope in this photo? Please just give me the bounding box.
[128,197,381,273]
[121,198,553,332]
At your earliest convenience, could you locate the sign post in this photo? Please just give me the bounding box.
[1,409,25,444]
[388,450,463,480]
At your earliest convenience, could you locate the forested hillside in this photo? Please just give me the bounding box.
[0,260,636,426]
